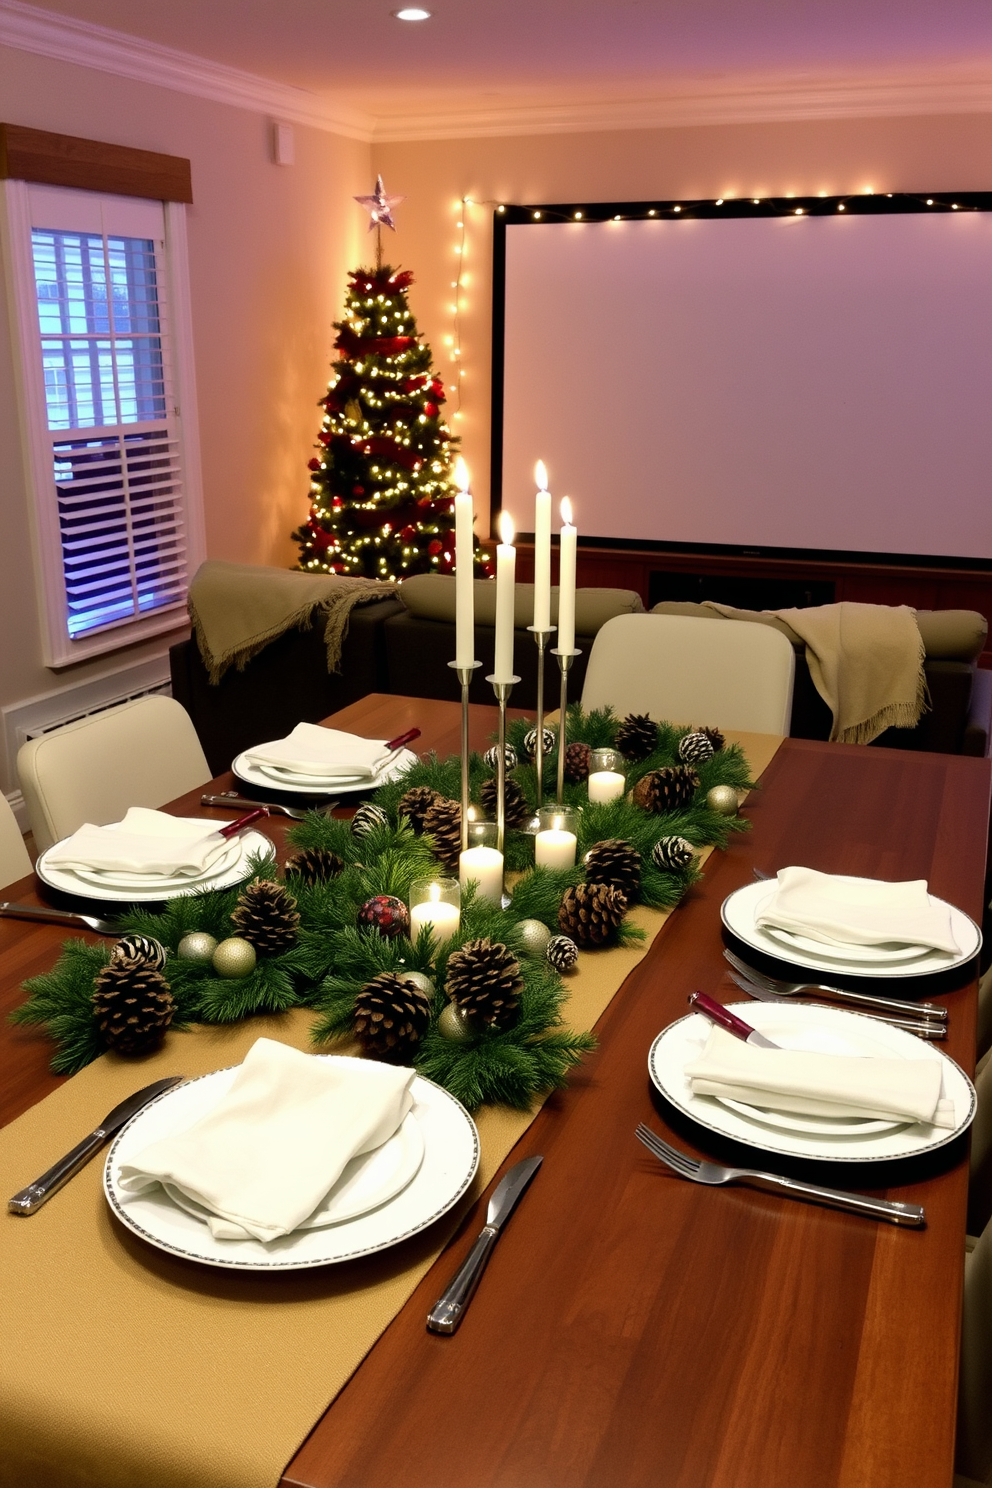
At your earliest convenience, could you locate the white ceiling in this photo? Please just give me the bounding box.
[3,0,991,136]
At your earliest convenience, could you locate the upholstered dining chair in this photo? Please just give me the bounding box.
[580,613,796,734]
[0,793,32,889]
[956,1211,992,1486]
[17,695,210,854]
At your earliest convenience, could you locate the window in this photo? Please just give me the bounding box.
[1,180,204,665]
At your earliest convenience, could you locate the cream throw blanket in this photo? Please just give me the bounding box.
[188,561,396,684]
[703,601,927,744]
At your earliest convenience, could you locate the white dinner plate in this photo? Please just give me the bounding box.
[721,880,982,979]
[233,747,418,797]
[104,1061,479,1270]
[66,838,243,893]
[37,821,274,903]
[648,1000,976,1163]
[761,922,930,966]
[163,1109,425,1231]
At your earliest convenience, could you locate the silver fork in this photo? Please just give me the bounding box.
[725,969,947,1040]
[634,1125,925,1227]
[200,792,339,821]
[722,948,947,1022]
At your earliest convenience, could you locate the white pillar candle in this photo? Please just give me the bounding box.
[453,457,475,667]
[588,770,626,804]
[533,461,551,632]
[493,510,516,683]
[459,845,504,904]
[534,817,577,869]
[409,884,461,946]
[557,497,577,654]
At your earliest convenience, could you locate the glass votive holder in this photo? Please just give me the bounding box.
[587,748,626,804]
[535,806,578,869]
[409,877,461,946]
[459,821,504,904]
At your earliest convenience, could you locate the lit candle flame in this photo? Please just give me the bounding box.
[561,497,573,526]
[535,460,548,491]
[453,456,470,494]
[499,510,515,546]
[429,883,441,902]
[553,814,563,831]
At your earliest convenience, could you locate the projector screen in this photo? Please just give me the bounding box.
[495,203,992,563]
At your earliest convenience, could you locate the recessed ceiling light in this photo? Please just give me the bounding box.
[392,6,431,19]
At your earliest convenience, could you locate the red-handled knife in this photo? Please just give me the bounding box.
[384,727,421,753]
[217,808,270,839]
[688,991,780,1049]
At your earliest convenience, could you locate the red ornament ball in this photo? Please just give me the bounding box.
[424,401,439,418]
[427,539,443,556]
[307,457,321,472]
[332,496,344,509]
[400,525,418,542]
[352,485,365,497]
[356,895,410,939]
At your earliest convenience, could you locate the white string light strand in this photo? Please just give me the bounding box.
[448,195,506,422]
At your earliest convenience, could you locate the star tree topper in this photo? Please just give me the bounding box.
[354,175,405,233]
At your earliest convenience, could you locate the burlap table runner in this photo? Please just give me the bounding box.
[0,732,781,1488]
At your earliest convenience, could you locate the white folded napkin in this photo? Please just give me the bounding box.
[118,1039,416,1242]
[685,1025,954,1127]
[755,866,960,955]
[45,807,231,878]
[244,723,387,779]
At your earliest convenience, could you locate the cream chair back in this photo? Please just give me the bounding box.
[0,793,32,889]
[17,696,210,854]
[580,613,796,734]
[968,1050,992,1240]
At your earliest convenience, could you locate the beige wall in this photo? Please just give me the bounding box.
[372,113,992,529]
[0,42,369,791]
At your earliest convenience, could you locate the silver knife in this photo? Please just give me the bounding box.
[427,1155,543,1334]
[8,1075,184,1215]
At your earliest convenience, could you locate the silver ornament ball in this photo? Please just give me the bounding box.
[177,931,219,963]
[706,784,740,817]
[401,969,435,999]
[212,936,257,978]
[516,918,552,958]
[438,1002,475,1042]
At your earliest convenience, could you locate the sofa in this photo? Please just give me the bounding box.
[170,575,644,775]
[651,600,991,757]
[170,571,990,775]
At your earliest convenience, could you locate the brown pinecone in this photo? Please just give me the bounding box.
[284,847,344,885]
[231,878,300,954]
[699,726,725,752]
[479,775,528,829]
[558,883,628,946]
[616,713,659,761]
[398,784,440,834]
[422,795,462,873]
[631,766,700,814]
[583,838,641,901]
[564,740,591,783]
[92,959,174,1054]
[354,972,432,1059]
[445,938,523,1028]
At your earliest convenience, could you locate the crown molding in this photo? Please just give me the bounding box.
[373,71,992,142]
[0,0,375,140]
[0,1,988,146]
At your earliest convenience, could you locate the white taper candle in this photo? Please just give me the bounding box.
[533,461,551,632]
[453,458,474,667]
[493,511,516,683]
[558,497,577,654]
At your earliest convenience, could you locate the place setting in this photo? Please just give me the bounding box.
[97,1038,481,1271]
[232,723,420,798]
[32,806,274,906]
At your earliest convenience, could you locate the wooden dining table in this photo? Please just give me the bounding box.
[2,692,989,1488]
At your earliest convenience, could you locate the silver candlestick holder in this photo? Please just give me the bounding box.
[448,659,482,850]
[551,647,581,806]
[485,674,519,855]
[527,624,556,813]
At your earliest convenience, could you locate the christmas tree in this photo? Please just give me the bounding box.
[293,179,488,578]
